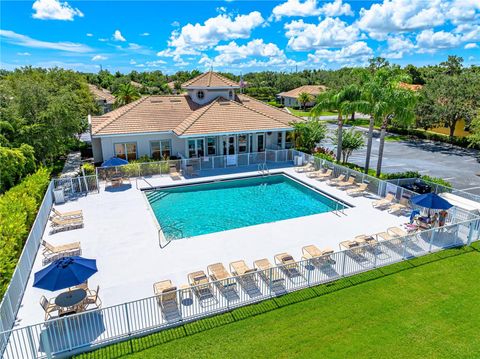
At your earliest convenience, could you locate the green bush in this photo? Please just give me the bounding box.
[387,127,478,149]
[0,144,36,192]
[82,163,95,175]
[0,168,51,297]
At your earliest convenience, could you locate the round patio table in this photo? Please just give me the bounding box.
[55,288,87,308]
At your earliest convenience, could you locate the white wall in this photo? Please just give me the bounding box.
[187,89,235,105]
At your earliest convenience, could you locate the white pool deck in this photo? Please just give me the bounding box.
[15,165,410,328]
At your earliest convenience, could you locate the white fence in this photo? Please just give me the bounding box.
[52,176,99,199]
[1,217,479,359]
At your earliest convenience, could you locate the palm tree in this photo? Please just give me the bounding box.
[311,85,362,162]
[297,92,312,110]
[114,83,141,106]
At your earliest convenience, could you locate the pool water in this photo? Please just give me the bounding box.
[145,174,346,239]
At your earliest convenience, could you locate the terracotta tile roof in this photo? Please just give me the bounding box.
[398,82,423,91]
[277,85,327,99]
[173,95,299,136]
[91,93,301,137]
[182,71,239,88]
[88,84,115,104]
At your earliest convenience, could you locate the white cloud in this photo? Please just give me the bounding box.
[416,29,461,53]
[145,59,167,67]
[127,43,141,50]
[169,11,264,51]
[0,29,92,53]
[98,38,108,42]
[17,52,31,56]
[32,0,83,21]
[455,24,480,42]
[272,0,353,21]
[357,0,447,39]
[140,32,150,36]
[382,35,415,58]
[129,59,137,65]
[307,41,374,65]
[113,30,126,42]
[447,0,480,24]
[213,39,286,64]
[285,17,359,51]
[171,21,180,27]
[464,42,478,49]
[91,55,107,61]
[86,33,93,37]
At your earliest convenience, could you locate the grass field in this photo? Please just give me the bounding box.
[287,107,337,117]
[76,243,480,359]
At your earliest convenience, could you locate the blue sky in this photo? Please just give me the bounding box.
[1,0,479,74]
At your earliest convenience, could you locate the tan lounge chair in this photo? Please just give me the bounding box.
[315,169,333,181]
[347,183,369,196]
[337,176,357,189]
[230,260,258,285]
[372,193,396,209]
[355,234,378,246]
[253,258,284,284]
[375,227,408,242]
[52,208,83,219]
[295,162,315,173]
[169,165,182,181]
[274,253,300,276]
[207,263,236,290]
[306,168,326,178]
[188,270,213,299]
[326,174,346,186]
[339,238,367,252]
[153,280,177,310]
[42,240,81,264]
[388,197,412,214]
[49,216,84,233]
[302,245,335,266]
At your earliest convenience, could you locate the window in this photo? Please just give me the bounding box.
[207,137,216,156]
[188,138,205,158]
[229,90,233,99]
[197,90,204,99]
[238,134,247,153]
[277,132,283,148]
[257,134,265,152]
[114,143,137,161]
[285,131,293,149]
[150,140,172,160]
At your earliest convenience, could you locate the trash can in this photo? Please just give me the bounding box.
[53,187,65,204]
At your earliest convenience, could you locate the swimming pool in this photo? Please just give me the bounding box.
[145,174,347,239]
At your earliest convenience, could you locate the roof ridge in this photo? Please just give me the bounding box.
[92,96,150,134]
[174,97,220,135]
[238,94,302,124]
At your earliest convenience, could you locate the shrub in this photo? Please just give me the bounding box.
[0,168,51,296]
[0,144,37,192]
[313,147,336,162]
[82,163,95,175]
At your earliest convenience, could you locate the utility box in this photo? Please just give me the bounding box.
[294,156,303,166]
[53,187,65,205]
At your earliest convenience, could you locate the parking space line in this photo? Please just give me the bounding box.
[460,186,480,192]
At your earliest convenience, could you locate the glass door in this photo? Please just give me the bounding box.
[227,135,236,155]
[257,134,265,152]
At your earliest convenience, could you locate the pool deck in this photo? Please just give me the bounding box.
[15,164,409,327]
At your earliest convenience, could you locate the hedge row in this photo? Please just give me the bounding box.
[0,144,36,193]
[0,168,51,297]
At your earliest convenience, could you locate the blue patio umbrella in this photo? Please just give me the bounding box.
[101,157,128,168]
[410,192,453,210]
[33,256,97,291]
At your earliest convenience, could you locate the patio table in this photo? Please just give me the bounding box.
[55,288,87,308]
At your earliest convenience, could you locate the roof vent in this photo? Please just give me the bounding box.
[219,102,230,106]
[150,99,163,103]
[170,99,182,103]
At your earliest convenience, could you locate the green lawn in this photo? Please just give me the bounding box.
[287,107,337,117]
[76,244,480,359]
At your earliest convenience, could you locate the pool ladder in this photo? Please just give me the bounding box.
[258,163,270,176]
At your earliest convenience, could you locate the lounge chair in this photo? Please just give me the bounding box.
[84,285,102,310]
[354,234,378,246]
[388,197,412,214]
[314,169,333,181]
[337,176,357,189]
[306,168,326,178]
[375,227,408,242]
[51,208,83,219]
[274,253,300,277]
[42,240,81,264]
[372,193,396,209]
[326,174,346,186]
[301,245,335,266]
[207,263,236,290]
[295,162,315,173]
[346,183,369,196]
[153,281,177,312]
[230,260,258,285]
[169,165,182,181]
[40,295,59,321]
[188,270,214,299]
[253,258,284,285]
[49,216,84,233]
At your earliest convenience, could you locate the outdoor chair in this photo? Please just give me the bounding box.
[207,263,237,290]
[375,226,408,243]
[326,174,346,186]
[306,168,326,178]
[169,166,182,181]
[253,258,284,285]
[42,240,81,265]
[337,176,357,189]
[274,253,300,277]
[153,280,178,312]
[295,162,315,173]
[188,270,214,299]
[372,193,396,209]
[51,208,83,220]
[339,238,367,253]
[49,216,84,233]
[388,197,412,215]
[301,245,335,266]
[314,169,333,181]
[347,183,369,196]
[355,234,378,246]
[85,285,102,309]
[229,260,258,285]
[40,295,59,321]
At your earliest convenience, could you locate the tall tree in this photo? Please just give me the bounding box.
[331,128,365,163]
[114,83,141,106]
[311,85,362,162]
[297,92,312,110]
[290,119,327,153]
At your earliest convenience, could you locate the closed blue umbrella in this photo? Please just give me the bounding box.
[33,256,97,291]
[411,193,453,210]
[101,157,128,168]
